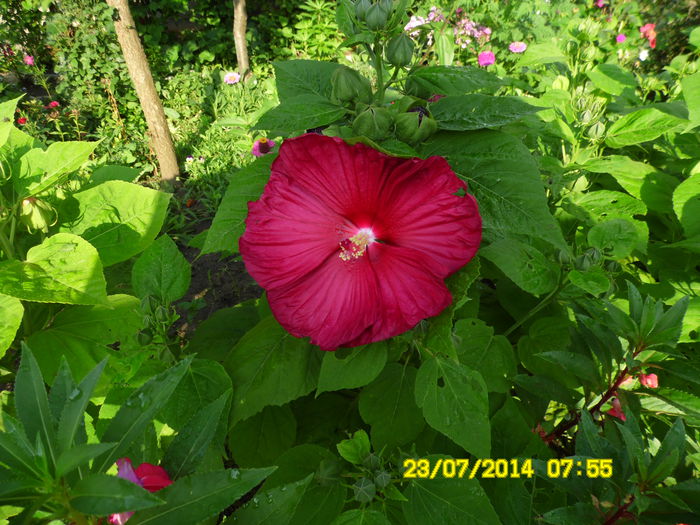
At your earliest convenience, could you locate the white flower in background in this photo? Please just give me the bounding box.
[639,49,649,61]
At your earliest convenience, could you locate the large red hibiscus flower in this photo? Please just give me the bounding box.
[240,134,481,350]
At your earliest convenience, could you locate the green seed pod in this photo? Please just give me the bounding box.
[19,197,57,233]
[385,33,414,67]
[138,329,154,346]
[587,121,606,140]
[352,106,394,140]
[154,305,169,323]
[365,2,388,30]
[355,0,371,21]
[395,112,437,144]
[331,66,373,105]
[374,470,391,489]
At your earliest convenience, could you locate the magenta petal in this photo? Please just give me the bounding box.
[109,511,134,524]
[116,458,143,487]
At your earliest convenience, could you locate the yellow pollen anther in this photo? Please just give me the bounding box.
[339,229,374,261]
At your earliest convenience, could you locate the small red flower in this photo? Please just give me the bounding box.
[240,134,481,350]
[17,117,27,125]
[640,23,657,49]
[185,198,195,208]
[109,457,172,524]
[606,397,626,421]
[46,101,60,108]
[639,373,659,389]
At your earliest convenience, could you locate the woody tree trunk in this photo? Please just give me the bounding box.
[106,0,179,189]
[233,0,249,76]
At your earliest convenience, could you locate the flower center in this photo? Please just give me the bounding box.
[339,228,375,261]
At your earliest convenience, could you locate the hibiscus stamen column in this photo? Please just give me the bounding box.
[339,228,376,261]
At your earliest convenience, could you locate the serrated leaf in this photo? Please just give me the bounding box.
[131,235,191,303]
[254,95,346,135]
[273,60,340,101]
[331,509,391,525]
[605,108,686,148]
[0,293,23,358]
[481,238,559,295]
[225,474,313,524]
[317,342,387,395]
[673,172,700,238]
[55,442,116,477]
[336,430,371,465]
[405,66,502,98]
[229,404,296,468]
[430,95,540,130]
[70,473,163,515]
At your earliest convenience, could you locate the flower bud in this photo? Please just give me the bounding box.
[395,111,437,145]
[138,329,154,346]
[365,2,389,30]
[587,121,606,140]
[355,0,371,21]
[386,33,414,67]
[352,106,394,140]
[19,197,57,233]
[331,66,373,105]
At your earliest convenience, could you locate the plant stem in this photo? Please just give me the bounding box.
[372,40,385,104]
[602,494,635,525]
[0,226,15,260]
[503,281,563,337]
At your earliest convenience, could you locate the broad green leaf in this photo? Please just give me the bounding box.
[405,66,502,98]
[288,483,345,525]
[131,235,191,303]
[336,430,371,465]
[226,474,313,524]
[0,414,44,478]
[202,155,275,254]
[0,233,107,305]
[420,131,566,250]
[587,219,639,259]
[568,268,610,296]
[317,342,387,395]
[55,442,116,477]
[587,64,637,96]
[129,468,277,525]
[454,319,516,393]
[331,509,391,525]
[187,301,260,360]
[0,293,22,358]
[70,474,163,515]
[88,165,139,186]
[229,404,296,468]
[514,374,577,405]
[481,238,559,295]
[254,95,347,135]
[358,363,425,451]
[690,27,700,49]
[541,504,599,525]
[26,294,140,381]
[49,358,76,422]
[648,418,685,483]
[261,444,335,490]
[605,108,686,148]
[93,357,192,473]
[0,96,22,122]
[516,40,566,68]
[403,475,502,525]
[681,71,700,126]
[225,316,322,425]
[673,172,700,238]
[680,296,699,343]
[429,95,540,130]
[57,359,107,452]
[434,30,454,66]
[273,60,340,101]
[16,140,98,197]
[60,180,170,266]
[538,351,600,385]
[14,345,56,467]
[163,391,230,478]
[415,357,490,457]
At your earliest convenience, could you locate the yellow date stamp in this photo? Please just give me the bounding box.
[402,458,613,479]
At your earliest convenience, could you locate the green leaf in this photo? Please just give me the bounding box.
[690,27,700,49]
[0,293,23,358]
[430,95,540,131]
[358,363,425,451]
[187,302,260,360]
[317,342,387,395]
[129,468,276,525]
[289,482,345,525]
[541,503,599,525]
[0,414,44,478]
[16,140,98,197]
[405,66,502,98]
[202,155,274,255]
[587,219,639,259]
[681,71,700,126]
[538,351,600,385]
[57,359,107,452]
[60,180,171,266]
[0,96,22,122]
[481,238,559,295]
[226,474,313,524]
[648,418,685,483]
[225,316,322,425]
[516,40,566,68]
[49,358,76,422]
[434,30,454,66]
[70,473,163,515]
[163,391,230,478]
[55,442,116,477]
[229,404,296,468]
[26,294,140,381]
[331,509,391,525]
[273,60,340,101]
[673,172,700,238]
[88,165,139,186]
[415,357,490,456]
[587,64,637,97]
[336,430,371,465]
[14,345,56,467]
[568,268,610,295]
[93,357,192,473]
[403,475,502,525]
[0,233,107,305]
[254,95,347,135]
[454,319,516,393]
[420,131,566,250]
[131,235,191,303]
[605,108,686,148]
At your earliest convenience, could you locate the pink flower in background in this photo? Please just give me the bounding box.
[239,134,481,350]
[606,397,626,421]
[509,41,527,53]
[46,101,59,108]
[640,373,659,388]
[17,117,27,125]
[596,0,605,7]
[477,50,495,66]
[428,94,445,103]
[640,23,657,48]
[23,54,34,66]
[109,458,172,524]
[616,33,627,43]
[251,137,276,157]
[223,71,241,85]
